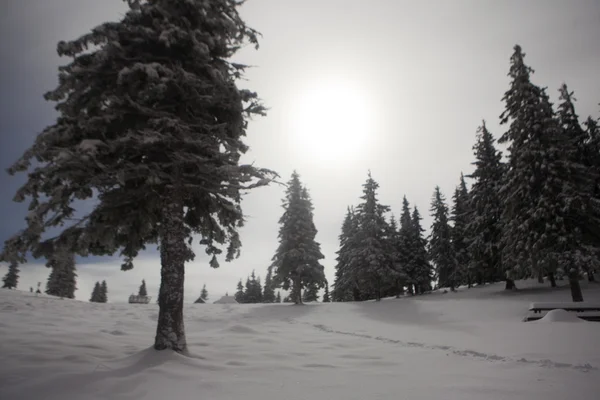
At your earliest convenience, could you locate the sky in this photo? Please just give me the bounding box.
[1,0,599,303]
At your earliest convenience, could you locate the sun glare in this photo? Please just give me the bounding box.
[286,81,371,165]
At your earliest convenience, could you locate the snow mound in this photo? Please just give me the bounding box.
[538,309,586,323]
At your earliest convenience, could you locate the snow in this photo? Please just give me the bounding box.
[1,280,599,399]
[538,309,586,323]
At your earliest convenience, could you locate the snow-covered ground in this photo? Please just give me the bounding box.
[1,279,599,400]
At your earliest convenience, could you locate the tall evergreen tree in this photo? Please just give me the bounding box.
[398,197,416,294]
[0,0,275,353]
[262,269,276,303]
[90,281,101,302]
[276,291,282,303]
[100,280,108,303]
[200,284,208,302]
[333,207,358,301]
[385,215,406,297]
[45,251,77,299]
[2,262,19,289]
[303,282,319,302]
[234,279,245,303]
[411,207,432,293]
[138,279,148,297]
[244,271,263,303]
[429,187,457,290]
[451,173,471,287]
[322,280,331,302]
[271,172,325,305]
[498,45,595,301]
[466,122,506,287]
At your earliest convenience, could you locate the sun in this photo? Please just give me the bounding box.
[286,81,371,165]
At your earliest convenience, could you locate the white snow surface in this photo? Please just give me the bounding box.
[1,280,599,400]
[538,309,586,323]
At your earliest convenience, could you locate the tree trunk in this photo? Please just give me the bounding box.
[155,201,187,353]
[505,278,515,290]
[548,272,557,288]
[568,269,583,302]
[408,284,414,296]
[588,269,596,282]
[537,271,544,284]
[293,277,303,305]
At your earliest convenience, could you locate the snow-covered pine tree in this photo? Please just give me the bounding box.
[465,121,506,288]
[398,197,415,294]
[244,271,262,303]
[347,172,396,301]
[411,207,432,293]
[2,262,19,289]
[0,0,275,353]
[332,207,357,301]
[90,281,101,302]
[270,172,325,305]
[302,282,319,302]
[262,269,276,303]
[385,215,406,297]
[234,279,245,303]
[451,173,471,287]
[429,187,457,290]
[100,280,108,303]
[276,291,282,303]
[322,280,331,302]
[45,251,77,299]
[200,284,208,302]
[138,279,148,297]
[498,45,596,301]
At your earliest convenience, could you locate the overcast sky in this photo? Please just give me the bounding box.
[1,0,599,303]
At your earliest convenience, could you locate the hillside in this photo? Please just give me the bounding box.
[1,280,599,399]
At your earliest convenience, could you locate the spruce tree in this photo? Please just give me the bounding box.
[322,280,331,302]
[2,262,19,289]
[244,271,262,303]
[333,207,358,301]
[399,197,416,294]
[0,0,275,353]
[271,172,325,304]
[451,174,471,287]
[262,269,276,303]
[466,121,506,287]
[429,187,457,290]
[200,284,208,302]
[100,280,108,303]
[411,207,432,293]
[498,45,595,301]
[303,282,319,302]
[385,215,406,297]
[45,251,77,299]
[234,279,245,303]
[138,279,148,297]
[276,291,282,303]
[90,281,101,302]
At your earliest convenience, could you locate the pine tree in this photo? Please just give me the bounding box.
[276,291,282,303]
[271,172,325,305]
[0,0,275,353]
[303,282,319,302]
[429,187,457,290]
[200,284,208,302]
[90,281,101,302]
[498,45,595,301]
[262,269,276,303]
[465,121,506,288]
[322,280,331,302]
[451,173,471,287]
[333,207,358,301]
[385,215,406,297]
[45,251,77,299]
[411,207,432,293]
[2,262,19,289]
[138,279,148,297]
[100,280,108,303]
[244,271,263,303]
[235,279,245,303]
[398,197,416,294]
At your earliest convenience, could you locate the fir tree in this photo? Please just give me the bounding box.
[244,271,263,303]
[498,45,595,301]
[138,279,148,297]
[465,121,506,287]
[200,284,208,302]
[451,173,471,287]
[303,282,319,302]
[322,280,331,302]
[2,262,19,289]
[100,280,108,303]
[90,281,101,302]
[271,172,325,305]
[234,279,245,303]
[276,291,282,303]
[262,269,276,303]
[45,251,77,299]
[385,215,406,297]
[0,0,275,353]
[429,187,457,290]
[398,197,416,294]
[333,207,358,301]
[411,207,432,293]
